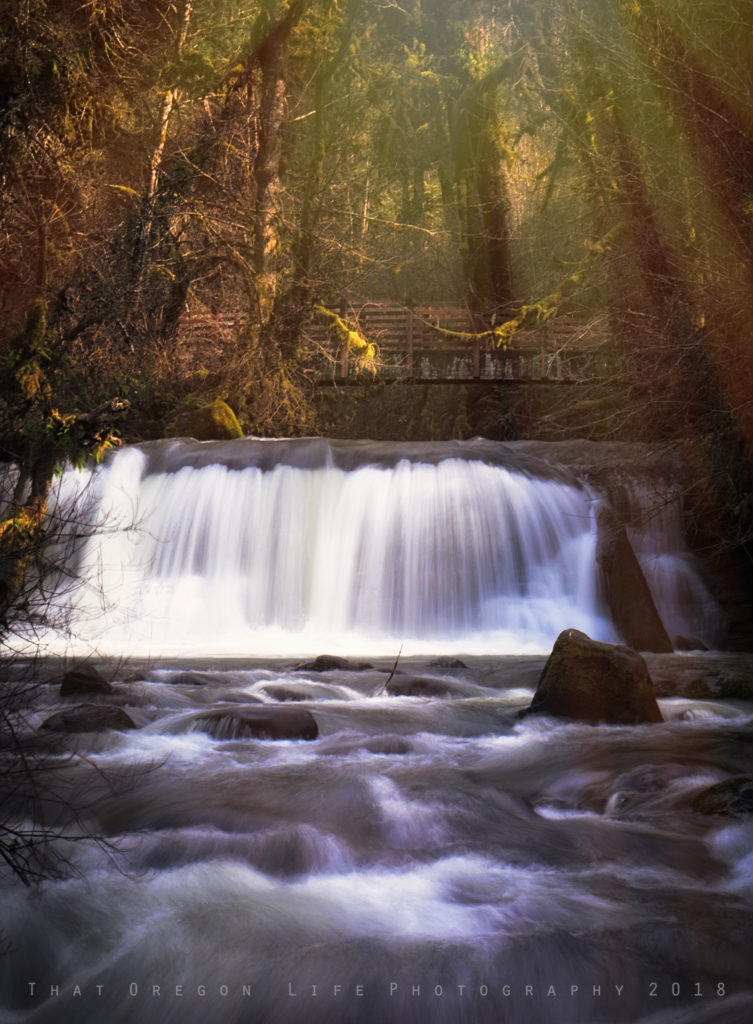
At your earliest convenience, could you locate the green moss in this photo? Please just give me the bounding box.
[23,297,48,355]
[169,398,243,441]
[719,677,753,700]
[314,305,377,372]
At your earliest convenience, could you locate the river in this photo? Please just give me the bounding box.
[0,439,751,1023]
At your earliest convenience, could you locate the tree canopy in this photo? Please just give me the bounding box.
[1,0,752,453]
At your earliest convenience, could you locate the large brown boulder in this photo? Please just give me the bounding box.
[596,504,673,653]
[526,629,663,725]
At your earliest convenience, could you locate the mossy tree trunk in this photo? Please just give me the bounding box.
[245,0,309,330]
[450,60,519,312]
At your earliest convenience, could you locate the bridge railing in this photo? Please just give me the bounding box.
[308,303,614,381]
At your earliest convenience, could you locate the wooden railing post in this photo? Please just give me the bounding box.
[338,295,349,378]
[406,305,414,377]
[540,321,548,379]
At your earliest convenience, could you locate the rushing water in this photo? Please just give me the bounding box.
[1,438,749,1023]
[40,437,719,656]
[2,655,753,1024]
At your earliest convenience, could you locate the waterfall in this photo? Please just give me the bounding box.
[42,437,719,657]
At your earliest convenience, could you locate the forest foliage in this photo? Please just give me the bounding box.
[1,0,753,467]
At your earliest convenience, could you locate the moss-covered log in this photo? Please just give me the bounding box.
[314,305,377,372]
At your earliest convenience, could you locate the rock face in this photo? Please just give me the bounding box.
[41,704,136,733]
[596,504,673,653]
[169,398,243,441]
[193,706,318,741]
[60,664,113,696]
[526,629,663,725]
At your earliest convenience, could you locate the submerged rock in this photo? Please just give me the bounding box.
[319,734,413,756]
[428,657,468,669]
[60,664,113,697]
[193,706,318,741]
[596,504,673,653]
[162,670,226,687]
[261,685,307,702]
[41,704,136,733]
[692,776,753,816]
[295,654,373,672]
[526,629,663,725]
[384,675,462,698]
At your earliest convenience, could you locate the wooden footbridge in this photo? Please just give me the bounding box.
[183,302,615,384]
[309,302,614,383]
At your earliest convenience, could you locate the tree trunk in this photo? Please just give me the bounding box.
[248,0,309,329]
[450,64,517,312]
[136,0,193,271]
[270,0,358,358]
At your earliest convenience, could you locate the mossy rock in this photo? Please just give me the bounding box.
[169,398,243,441]
[719,677,753,700]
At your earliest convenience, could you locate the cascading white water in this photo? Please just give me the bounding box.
[623,486,725,649]
[42,437,716,657]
